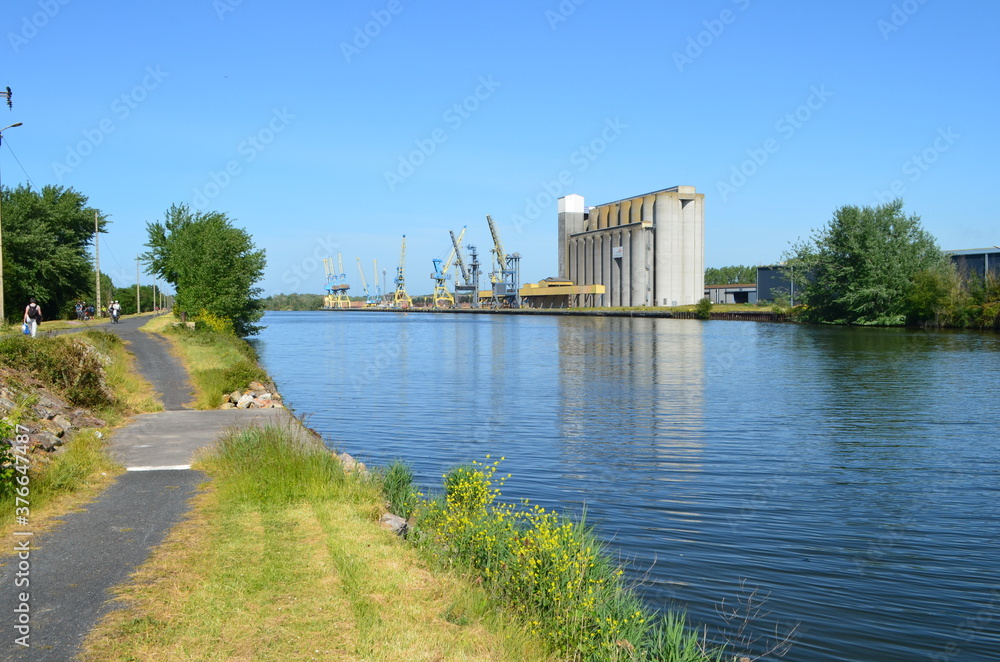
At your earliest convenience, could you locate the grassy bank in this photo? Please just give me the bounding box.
[142,314,268,409]
[0,329,161,534]
[82,426,552,661]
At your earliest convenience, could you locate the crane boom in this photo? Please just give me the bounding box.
[487,214,506,278]
[451,227,470,284]
[356,257,370,297]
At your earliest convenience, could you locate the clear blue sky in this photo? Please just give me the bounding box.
[3,0,997,296]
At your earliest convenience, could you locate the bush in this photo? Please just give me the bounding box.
[0,334,115,409]
[695,297,713,320]
[415,458,721,661]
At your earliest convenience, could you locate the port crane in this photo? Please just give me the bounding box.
[356,257,379,307]
[393,235,413,309]
[486,214,521,308]
[431,226,466,308]
[322,257,337,309]
[451,228,479,308]
[330,252,351,308]
[372,258,383,307]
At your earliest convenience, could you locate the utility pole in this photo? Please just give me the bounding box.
[135,255,140,314]
[94,211,101,318]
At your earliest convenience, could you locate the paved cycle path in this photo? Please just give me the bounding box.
[1,316,295,660]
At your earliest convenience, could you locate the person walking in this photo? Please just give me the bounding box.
[23,298,43,338]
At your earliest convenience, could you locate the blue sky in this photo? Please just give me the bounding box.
[2,0,997,296]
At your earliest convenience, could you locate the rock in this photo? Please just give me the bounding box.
[37,432,60,452]
[51,414,74,433]
[252,398,273,409]
[248,381,266,392]
[236,393,255,409]
[219,402,236,409]
[229,390,242,403]
[258,392,272,400]
[0,396,17,412]
[338,452,367,474]
[379,513,408,537]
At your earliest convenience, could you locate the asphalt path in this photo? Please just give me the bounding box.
[1,315,296,660]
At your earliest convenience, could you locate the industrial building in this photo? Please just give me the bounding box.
[947,247,1000,279]
[558,186,705,308]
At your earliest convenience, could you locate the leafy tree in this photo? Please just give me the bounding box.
[0,184,106,322]
[704,265,756,285]
[784,199,946,325]
[144,204,266,336]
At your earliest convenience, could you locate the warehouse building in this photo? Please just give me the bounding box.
[557,186,705,307]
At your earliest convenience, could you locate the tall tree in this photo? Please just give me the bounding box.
[1,184,106,322]
[144,204,266,336]
[784,199,945,325]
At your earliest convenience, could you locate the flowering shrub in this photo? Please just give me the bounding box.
[418,457,654,660]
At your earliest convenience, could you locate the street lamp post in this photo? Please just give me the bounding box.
[0,122,24,324]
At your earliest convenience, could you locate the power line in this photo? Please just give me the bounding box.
[0,136,36,190]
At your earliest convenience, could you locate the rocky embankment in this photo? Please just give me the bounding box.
[0,380,107,454]
[218,380,284,409]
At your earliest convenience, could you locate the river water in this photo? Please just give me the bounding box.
[255,311,1000,661]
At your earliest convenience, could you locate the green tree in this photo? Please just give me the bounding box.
[1,184,107,322]
[704,265,756,285]
[784,199,946,325]
[143,204,266,336]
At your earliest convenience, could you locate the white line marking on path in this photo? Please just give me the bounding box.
[126,465,192,472]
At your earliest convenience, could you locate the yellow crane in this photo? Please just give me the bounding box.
[331,252,351,308]
[393,235,412,308]
[432,226,466,308]
[323,257,336,309]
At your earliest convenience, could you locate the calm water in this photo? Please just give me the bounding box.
[256,311,1000,661]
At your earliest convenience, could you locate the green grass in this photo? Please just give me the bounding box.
[151,320,269,409]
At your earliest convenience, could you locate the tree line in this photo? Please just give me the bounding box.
[2,185,265,335]
[782,200,998,329]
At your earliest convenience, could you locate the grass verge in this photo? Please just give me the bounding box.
[82,425,553,661]
[142,315,268,409]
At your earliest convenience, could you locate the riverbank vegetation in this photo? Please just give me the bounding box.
[784,199,999,329]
